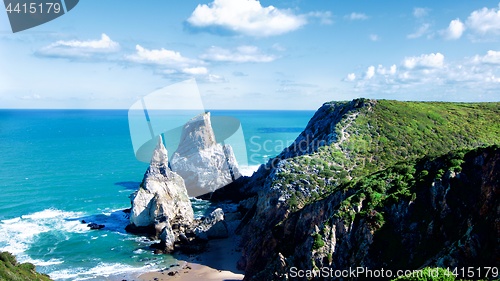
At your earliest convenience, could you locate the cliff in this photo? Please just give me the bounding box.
[0,252,52,281]
[249,145,499,280]
[236,99,500,280]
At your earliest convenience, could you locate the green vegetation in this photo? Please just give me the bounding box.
[312,233,325,250]
[273,100,500,211]
[0,252,52,281]
[334,145,499,229]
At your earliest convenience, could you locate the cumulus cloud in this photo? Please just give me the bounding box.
[466,3,500,35]
[345,73,356,81]
[343,50,500,99]
[345,12,368,20]
[186,0,307,37]
[126,45,209,77]
[407,23,431,39]
[126,45,198,66]
[182,67,209,75]
[473,50,500,64]
[403,53,444,69]
[377,64,397,75]
[37,33,119,58]
[200,45,276,63]
[443,19,465,40]
[365,66,375,79]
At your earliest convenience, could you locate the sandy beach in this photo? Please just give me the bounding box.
[137,233,244,281]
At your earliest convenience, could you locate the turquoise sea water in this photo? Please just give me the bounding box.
[0,109,314,280]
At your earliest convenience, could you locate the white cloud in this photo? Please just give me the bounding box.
[346,73,356,81]
[473,50,500,64]
[345,12,368,20]
[443,19,465,40]
[407,23,431,39]
[403,53,444,69]
[365,66,375,79]
[369,34,379,41]
[182,67,209,75]
[413,7,429,18]
[344,51,500,99]
[200,45,276,63]
[390,64,397,75]
[466,4,500,35]
[126,45,211,77]
[127,45,197,66]
[186,0,307,37]
[206,74,227,83]
[376,64,397,75]
[52,34,118,50]
[37,33,119,58]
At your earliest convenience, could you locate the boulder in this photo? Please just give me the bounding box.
[87,223,105,230]
[194,208,228,240]
[170,112,241,197]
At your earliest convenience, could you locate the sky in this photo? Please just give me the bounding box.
[1,0,500,109]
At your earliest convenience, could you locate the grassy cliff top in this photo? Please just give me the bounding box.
[0,252,52,281]
[273,99,500,208]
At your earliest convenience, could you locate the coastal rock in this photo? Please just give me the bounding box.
[170,112,241,197]
[194,208,228,240]
[159,222,176,252]
[128,136,193,241]
[242,146,500,280]
[87,223,105,230]
[234,99,500,280]
[236,100,375,277]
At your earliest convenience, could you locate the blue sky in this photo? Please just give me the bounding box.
[1,0,500,109]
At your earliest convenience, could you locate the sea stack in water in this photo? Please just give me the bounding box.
[128,136,193,251]
[170,112,241,197]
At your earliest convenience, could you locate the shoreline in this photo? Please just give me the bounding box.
[137,232,244,281]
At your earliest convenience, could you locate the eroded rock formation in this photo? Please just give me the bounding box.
[127,136,193,251]
[171,112,241,197]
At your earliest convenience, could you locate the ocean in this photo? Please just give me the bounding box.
[0,109,314,280]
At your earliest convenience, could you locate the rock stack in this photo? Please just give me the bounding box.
[171,112,241,197]
[127,136,194,252]
[127,112,242,253]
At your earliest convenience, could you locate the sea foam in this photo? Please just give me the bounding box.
[0,209,86,262]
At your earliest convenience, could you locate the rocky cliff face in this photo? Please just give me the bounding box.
[237,99,376,275]
[245,145,499,280]
[128,136,194,251]
[236,99,500,280]
[171,112,241,197]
